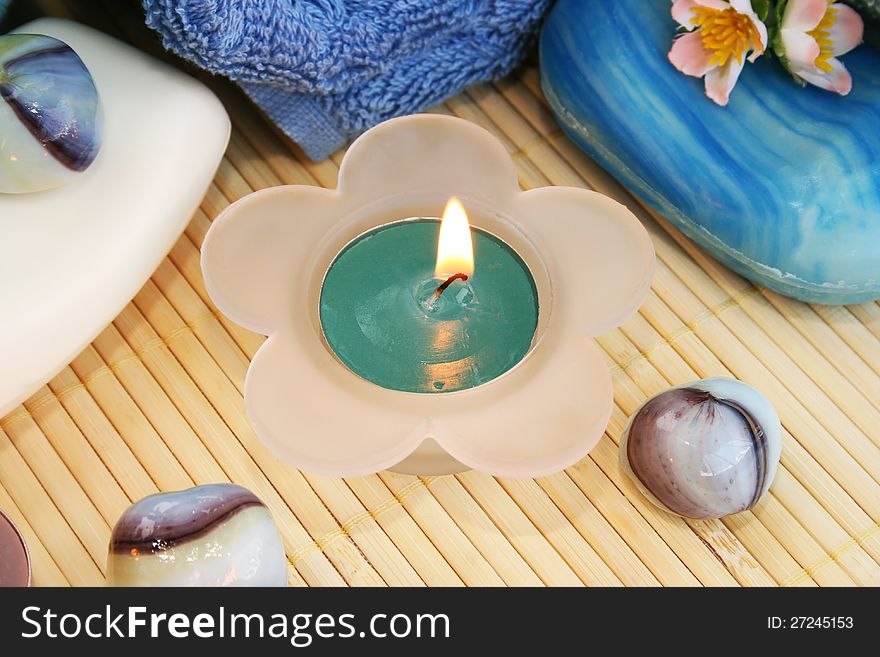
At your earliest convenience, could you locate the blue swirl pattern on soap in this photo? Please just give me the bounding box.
[541,0,880,304]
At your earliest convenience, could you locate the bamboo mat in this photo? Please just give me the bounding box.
[4,0,880,587]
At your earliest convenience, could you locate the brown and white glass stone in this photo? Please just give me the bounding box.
[620,378,781,520]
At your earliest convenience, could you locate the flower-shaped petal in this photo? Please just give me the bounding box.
[336,113,519,207]
[747,16,769,60]
[669,31,716,77]
[781,0,828,31]
[705,57,745,105]
[779,28,821,67]
[246,330,431,477]
[430,325,615,478]
[728,0,755,12]
[671,0,730,28]
[202,115,655,477]
[793,55,853,94]
[201,186,342,335]
[828,3,864,56]
[513,187,655,338]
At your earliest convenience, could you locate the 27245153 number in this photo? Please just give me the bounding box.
[768,617,853,629]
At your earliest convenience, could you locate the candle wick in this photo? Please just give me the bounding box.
[433,273,469,301]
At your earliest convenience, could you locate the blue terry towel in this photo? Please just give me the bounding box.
[143,0,550,160]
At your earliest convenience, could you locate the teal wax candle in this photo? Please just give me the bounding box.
[319,218,539,393]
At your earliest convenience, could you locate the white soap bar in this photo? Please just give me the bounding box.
[0,18,230,416]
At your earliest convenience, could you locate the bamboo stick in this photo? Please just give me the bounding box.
[0,426,103,584]
[719,512,818,586]
[748,499,855,586]
[377,472,506,586]
[758,294,880,417]
[1,408,111,569]
[90,325,230,485]
[487,477,623,586]
[532,471,661,585]
[844,302,880,348]
[460,450,664,586]
[68,345,195,491]
[224,130,287,190]
[454,472,585,586]
[422,476,544,586]
[811,303,880,380]
[21,384,132,523]
[0,481,67,586]
[49,367,157,500]
[195,183,233,227]
[151,258,251,392]
[770,470,880,585]
[299,476,426,586]
[212,159,259,204]
[343,475,465,585]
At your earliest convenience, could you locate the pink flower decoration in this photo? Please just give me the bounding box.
[778,0,864,95]
[668,0,768,105]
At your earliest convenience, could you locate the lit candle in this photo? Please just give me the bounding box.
[201,114,655,477]
[319,198,539,393]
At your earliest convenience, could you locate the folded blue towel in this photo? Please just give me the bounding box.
[143,0,550,160]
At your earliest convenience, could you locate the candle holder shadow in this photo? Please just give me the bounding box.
[201,115,655,477]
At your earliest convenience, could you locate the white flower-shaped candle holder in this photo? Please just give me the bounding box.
[201,115,654,477]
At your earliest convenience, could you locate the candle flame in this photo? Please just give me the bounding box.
[435,197,474,278]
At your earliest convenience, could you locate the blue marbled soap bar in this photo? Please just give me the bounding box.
[541,0,880,304]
